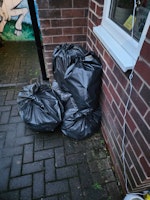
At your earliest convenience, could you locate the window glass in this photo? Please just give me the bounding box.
[109,0,150,41]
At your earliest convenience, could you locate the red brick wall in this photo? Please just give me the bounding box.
[87,0,150,192]
[36,0,89,80]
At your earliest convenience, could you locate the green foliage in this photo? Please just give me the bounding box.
[92,183,102,190]
[1,20,35,41]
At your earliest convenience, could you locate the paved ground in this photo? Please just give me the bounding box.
[0,41,123,200]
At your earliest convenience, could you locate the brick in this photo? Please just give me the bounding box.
[59,193,70,200]
[42,36,52,44]
[56,165,78,180]
[49,0,72,8]
[42,28,62,36]
[63,27,83,35]
[5,100,16,106]
[103,83,112,103]
[73,34,87,41]
[9,175,32,190]
[45,158,55,182]
[134,130,150,161]
[0,105,11,112]
[146,27,150,39]
[132,72,143,91]
[69,177,82,200]
[107,68,117,87]
[90,0,96,11]
[113,66,128,88]
[0,111,10,124]
[106,182,122,200]
[78,163,93,188]
[20,187,32,200]
[91,12,101,26]
[46,180,69,196]
[44,138,63,149]
[33,172,44,199]
[9,116,23,123]
[2,146,23,157]
[140,156,150,177]
[0,191,19,200]
[73,0,88,8]
[40,20,50,28]
[34,149,54,161]
[64,139,84,155]
[55,147,65,167]
[6,90,14,101]
[135,61,150,86]
[15,135,33,146]
[0,168,10,192]
[10,105,18,116]
[126,126,141,157]
[52,19,72,27]
[112,102,123,125]
[73,18,87,26]
[127,144,146,182]
[102,73,109,87]
[103,51,115,69]
[53,36,73,43]
[39,10,61,19]
[131,167,141,186]
[36,0,49,9]
[116,83,128,105]
[62,9,85,18]
[140,83,150,106]
[145,111,150,126]
[96,5,103,17]
[131,88,148,116]
[11,155,22,177]
[16,122,25,137]
[131,106,149,143]
[34,135,44,151]
[22,161,43,174]
[126,112,136,133]
[66,153,85,165]
[141,40,150,63]
[0,95,5,106]
[0,132,5,149]
[109,84,121,107]
[23,143,33,163]
[5,130,16,147]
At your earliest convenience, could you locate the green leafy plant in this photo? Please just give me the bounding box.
[92,183,102,190]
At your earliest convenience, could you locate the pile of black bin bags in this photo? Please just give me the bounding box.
[17,44,103,140]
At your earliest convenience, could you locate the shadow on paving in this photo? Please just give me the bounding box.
[0,42,123,200]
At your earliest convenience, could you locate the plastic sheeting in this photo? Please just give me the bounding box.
[17,83,64,132]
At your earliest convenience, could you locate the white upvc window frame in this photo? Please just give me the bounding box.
[93,0,150,72]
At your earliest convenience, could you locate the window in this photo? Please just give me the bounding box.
[93,0,150,72]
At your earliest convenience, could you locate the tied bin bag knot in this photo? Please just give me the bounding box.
[17,83,64,132]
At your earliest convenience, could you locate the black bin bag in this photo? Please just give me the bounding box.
[51,80,71,103]
[17,83,64,132]
[61,98,101,140]
[64,51,103,110]
[52,43,87,91]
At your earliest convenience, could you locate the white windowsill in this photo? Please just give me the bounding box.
[93,25,136,72]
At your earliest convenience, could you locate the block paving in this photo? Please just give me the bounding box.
[0,42,123,200]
